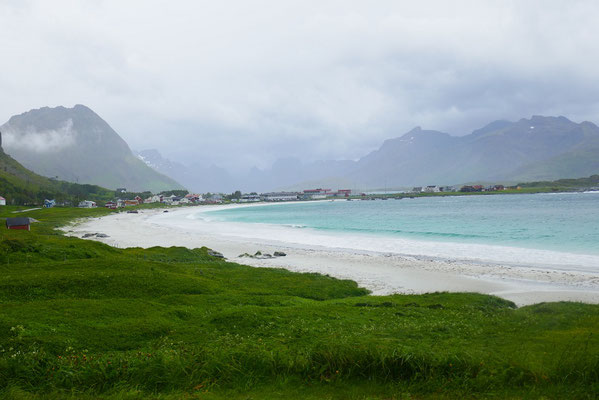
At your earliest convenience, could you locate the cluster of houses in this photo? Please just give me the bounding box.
[78,193,209,209]
[459,185,508,192]
[235,188,354,203]
[411,185,510,193]
[411,185,457,193]
[86,192,210,209]
[0,183,521,213]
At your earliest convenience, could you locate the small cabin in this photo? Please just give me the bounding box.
[44,199,56,208]
[78,200,97,208]
[0,196,6,206]
[6,217,31,231]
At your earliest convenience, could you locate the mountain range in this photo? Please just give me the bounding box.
[139,115,599,192]
[2,104,598,194]
[0,105,183,193]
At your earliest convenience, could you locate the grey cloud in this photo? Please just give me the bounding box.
[3,119,77,153]
[1,1,599,171]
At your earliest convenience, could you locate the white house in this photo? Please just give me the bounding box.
[422,185,441,193]
[44,199,56,208]
[0,196,6,206]
[179,197,190,204]
[144,195,161,204]
[162,195,177,204]
[78,200,97,208]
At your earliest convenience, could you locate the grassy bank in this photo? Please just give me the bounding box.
[1,206,598,399]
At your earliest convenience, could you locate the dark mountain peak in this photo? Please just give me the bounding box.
[6,104,107,134]
[518,115,574,126]
[73,104,92,112]
[580,120,599,129]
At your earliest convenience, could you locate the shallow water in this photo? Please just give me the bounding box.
[201,193,599,269]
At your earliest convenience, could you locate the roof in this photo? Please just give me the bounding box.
[6,217,31,227]
[0,196,5,200]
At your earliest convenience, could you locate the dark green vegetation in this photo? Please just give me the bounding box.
[1,206,598,399]
[519,174,599,189]
[0,149,162,206]
[0,147,114,205]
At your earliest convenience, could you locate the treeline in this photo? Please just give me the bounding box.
[0,147,189,206]
[0,174,114,206]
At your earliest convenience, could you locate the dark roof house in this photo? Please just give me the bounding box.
[6,217,31,231]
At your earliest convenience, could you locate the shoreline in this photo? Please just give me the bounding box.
[63,204,599,306]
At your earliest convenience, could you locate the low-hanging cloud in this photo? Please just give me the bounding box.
[3,119,77,153]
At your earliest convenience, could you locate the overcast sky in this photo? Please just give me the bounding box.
[1,0,599,171]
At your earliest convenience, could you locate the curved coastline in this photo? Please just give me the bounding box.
[65,203,599,306]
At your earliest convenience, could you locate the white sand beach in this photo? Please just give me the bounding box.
[63,204,599,307]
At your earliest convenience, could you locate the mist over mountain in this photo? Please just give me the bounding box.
[140,116,599,193]
[1,105,184,193]
[136,149,233,193]
[341,116,599,189]
[8,106,595,195]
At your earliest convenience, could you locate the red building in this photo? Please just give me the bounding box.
[6,217,31,231]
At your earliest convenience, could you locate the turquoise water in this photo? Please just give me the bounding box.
[204,193,599,256]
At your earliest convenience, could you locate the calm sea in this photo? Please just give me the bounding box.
[205,192,599,256]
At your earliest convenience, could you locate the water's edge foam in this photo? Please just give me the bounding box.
[150,206,599,273]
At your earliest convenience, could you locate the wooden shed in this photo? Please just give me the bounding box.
[6,217,31,231]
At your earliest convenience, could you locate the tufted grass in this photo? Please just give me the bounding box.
[0,206,598,399]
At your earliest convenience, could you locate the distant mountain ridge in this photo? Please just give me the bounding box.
[1,105,184,192]
[143,115,599,193]
[74,114,599,194]
[135,148,234,193]
[268,115,599,191]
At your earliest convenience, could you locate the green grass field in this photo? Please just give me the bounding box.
[1,206,598,399]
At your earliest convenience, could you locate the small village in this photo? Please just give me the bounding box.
[1,184,526,213]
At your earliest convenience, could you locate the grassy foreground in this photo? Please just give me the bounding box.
[0,206,598,399]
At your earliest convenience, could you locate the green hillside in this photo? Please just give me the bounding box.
[0,147,113,205]
[519,173,599,189]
